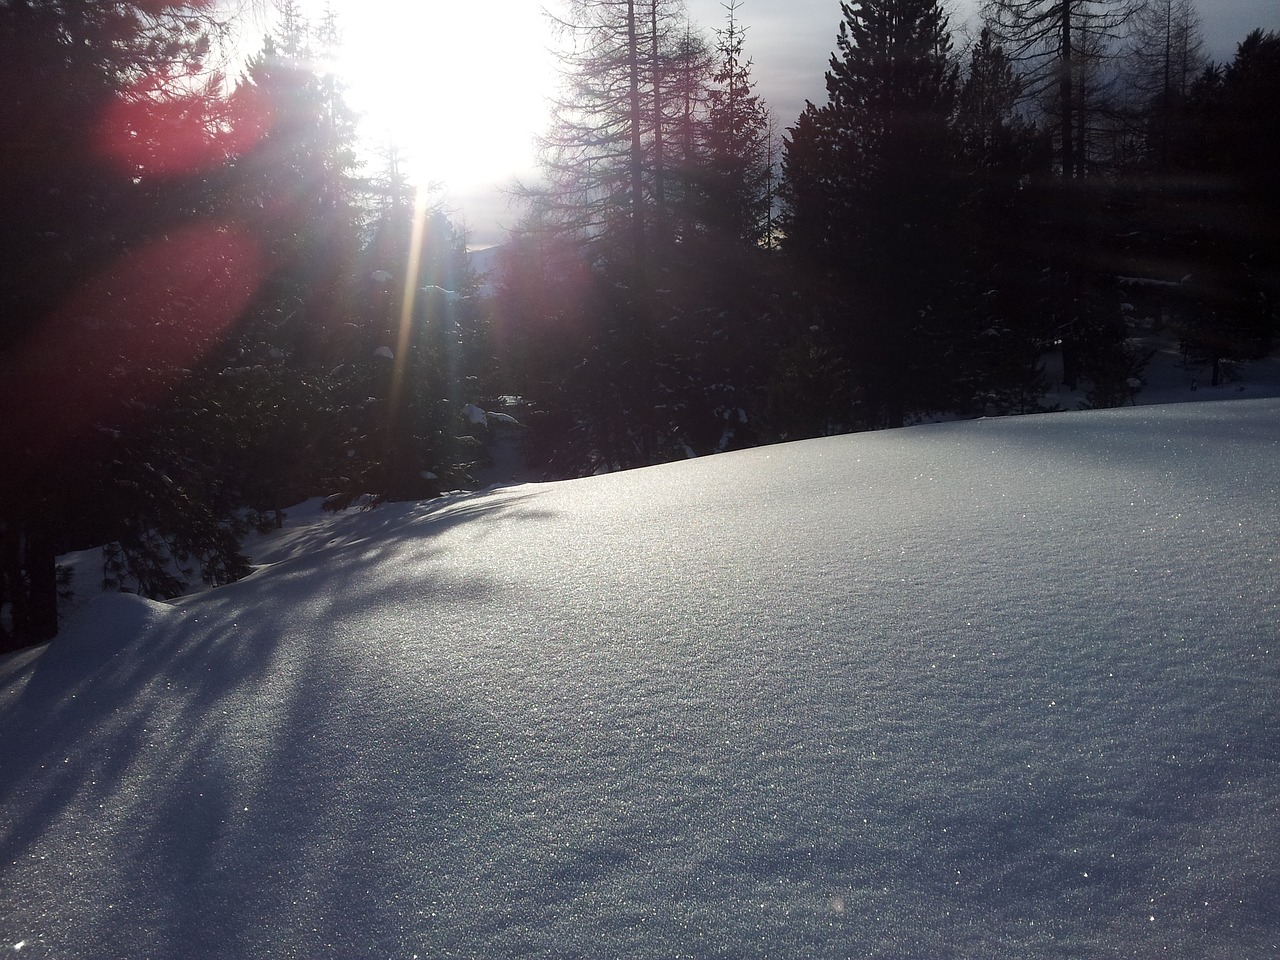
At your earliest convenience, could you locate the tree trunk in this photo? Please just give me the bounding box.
[26,528,58,642]
[0,521,59,646]
[1060,0,1074,180]
[0,521,20,651]
[627,0,646,265]
[649,0,666,224]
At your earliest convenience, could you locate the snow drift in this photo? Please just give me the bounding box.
[2,399,1278,959]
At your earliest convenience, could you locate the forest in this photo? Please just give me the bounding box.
[1,0,1277,647]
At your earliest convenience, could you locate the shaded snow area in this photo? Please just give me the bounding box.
[1047,336,1280,411]
[3,400,1279,959]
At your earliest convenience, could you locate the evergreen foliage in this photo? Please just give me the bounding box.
[780,0,961,427]
[953,29,1058,414]
[699,0,774,246]
[502,0,790,472]
[1163,29,1280,376]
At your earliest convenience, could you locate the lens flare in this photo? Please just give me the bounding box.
[0,223,265,492]
[97,76,273,176]
[386,185,432,437]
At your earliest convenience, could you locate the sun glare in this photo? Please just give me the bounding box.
[316,0,558,195]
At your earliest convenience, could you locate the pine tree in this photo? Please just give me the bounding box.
[1168,30,1280,377]
[218,8,370,507]
[957,27,1028,167]
[700,0,773,246]
[662,25,715,238]
[978,0,1152,404]
[631,1,779,457]
[954,29,1057,413]
[344,202,491,504]
[232,6,364,318]
[780,0,959,427]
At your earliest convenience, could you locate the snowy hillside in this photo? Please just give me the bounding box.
[2,400,1278,959]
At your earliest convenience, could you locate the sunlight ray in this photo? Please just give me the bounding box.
[387,183,431,444]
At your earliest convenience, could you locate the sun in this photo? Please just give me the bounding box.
[316,0,559,197]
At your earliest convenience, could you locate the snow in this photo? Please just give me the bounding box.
[3,399,1279,959]
[462,405,520,427]
[419,284,465,304]
[1034,334,1280,414]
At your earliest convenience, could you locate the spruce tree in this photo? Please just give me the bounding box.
[220,10,369,509]
[1169,30,1280,378]
[978,0,1145,403]
[700,0,773,247]
[780,0,959,427]
[955,29,1057,413]
[662,26,715,239]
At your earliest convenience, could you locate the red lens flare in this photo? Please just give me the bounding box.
[1,222,265,491]
[97,76,273,177]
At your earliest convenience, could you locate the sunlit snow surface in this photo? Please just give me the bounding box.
[3,400,1279,959]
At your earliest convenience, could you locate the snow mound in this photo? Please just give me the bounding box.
[46,592,177,665]
[2,400,1278,959]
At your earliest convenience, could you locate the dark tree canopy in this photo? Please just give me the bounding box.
[0,0,235,644]
[780,0,960,426]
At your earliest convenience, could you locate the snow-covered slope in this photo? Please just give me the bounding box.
[2,400,1278,959]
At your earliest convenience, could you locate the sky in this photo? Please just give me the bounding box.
[3,392,1279,957]
[285,0,1279,246]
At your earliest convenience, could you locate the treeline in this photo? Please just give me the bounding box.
[0,0,1276,646]
[497,0,1279,469]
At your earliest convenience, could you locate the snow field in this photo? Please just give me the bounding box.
[1,399,1278,958]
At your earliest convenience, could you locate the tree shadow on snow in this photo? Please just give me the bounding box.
[0,490,559,958]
